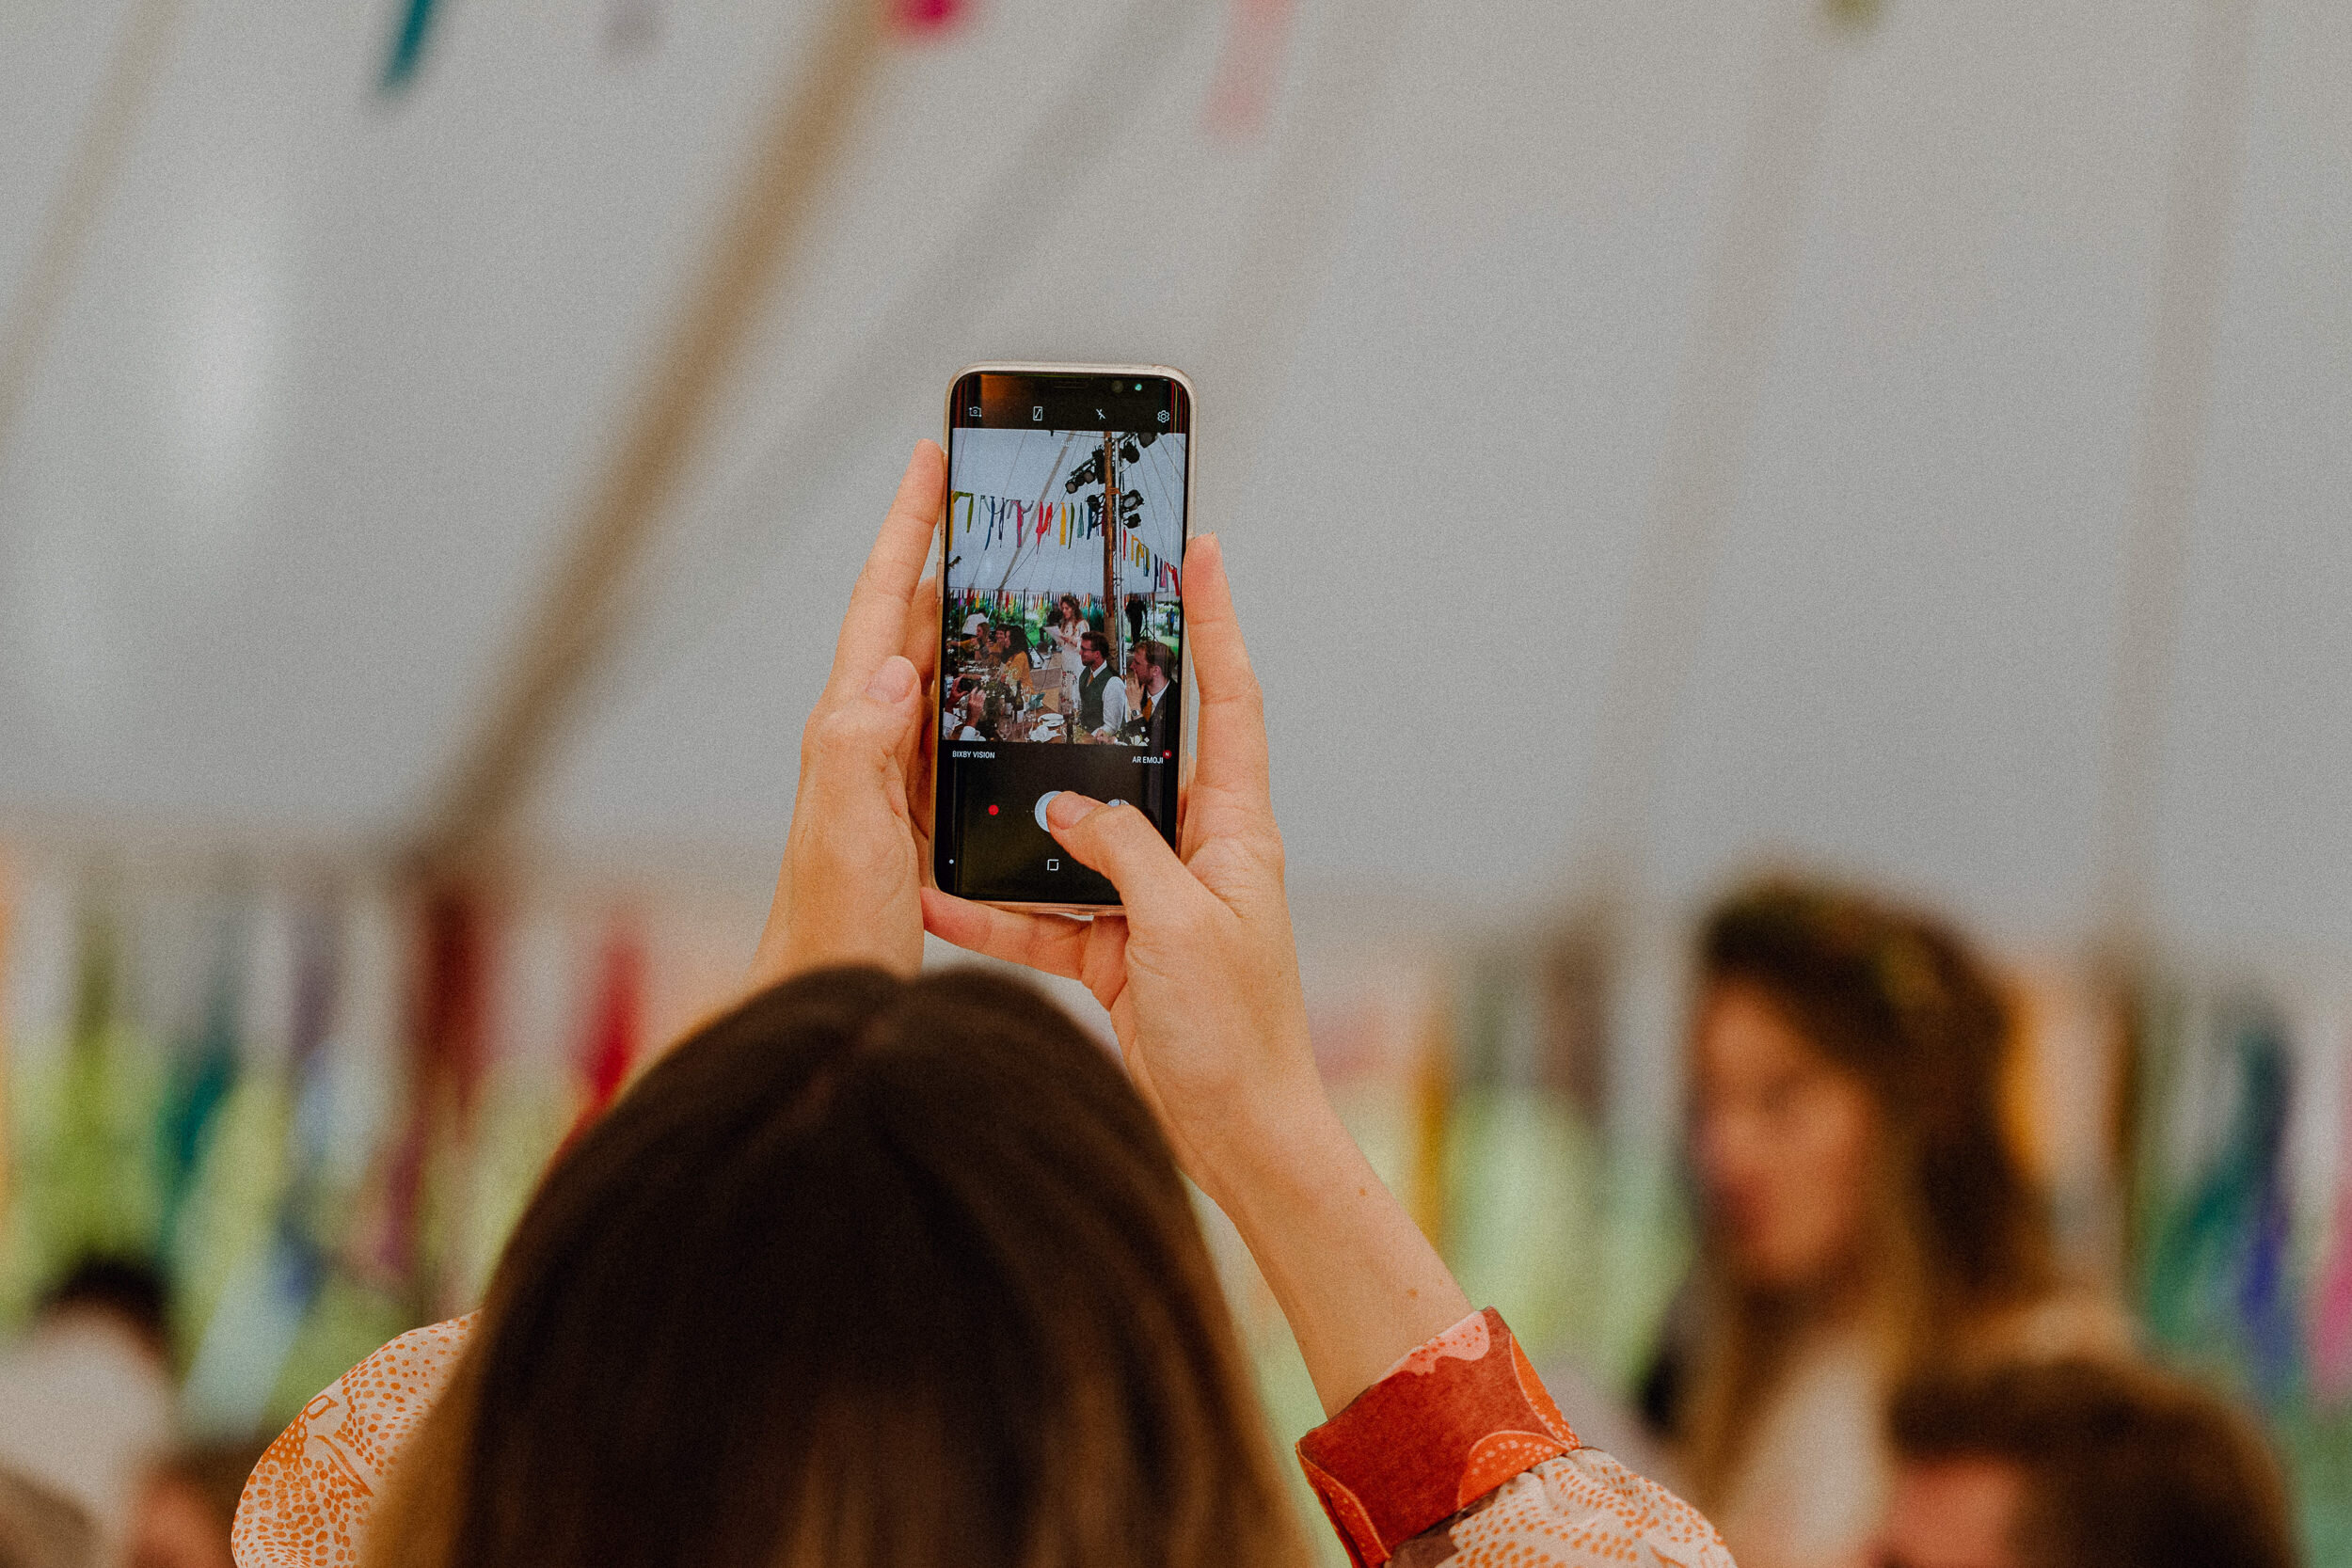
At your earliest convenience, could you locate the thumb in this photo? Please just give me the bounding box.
[1045,793,1196,911]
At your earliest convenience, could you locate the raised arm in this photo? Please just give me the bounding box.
[925,537,1731,1567]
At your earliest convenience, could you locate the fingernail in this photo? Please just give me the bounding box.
[1045,791,1101,831]
[866,656,916,705]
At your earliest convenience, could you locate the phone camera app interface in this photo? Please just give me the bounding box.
[937,373,1189,906]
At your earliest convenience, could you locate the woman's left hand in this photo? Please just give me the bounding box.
[749,441,944,985]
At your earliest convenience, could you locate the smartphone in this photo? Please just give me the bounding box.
[931,363,1195,911]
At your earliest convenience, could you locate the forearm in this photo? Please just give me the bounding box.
[1199,1097,1472,1418]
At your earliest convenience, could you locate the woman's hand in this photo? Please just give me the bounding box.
[750,442,944,986]
[922,534,1470,1414]
[921,533,1322,1194]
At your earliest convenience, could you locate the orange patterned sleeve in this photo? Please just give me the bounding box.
[1295,1308,1735,1568]
[230,1315,476,1568]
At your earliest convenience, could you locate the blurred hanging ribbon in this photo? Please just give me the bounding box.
[1204,0,1295,136]
[183,898,342,1435]
[381,0,444,93]
[563,924,644,1149]
[358,890,487,1312]
[57,908,135,1257]
[2312,1058,2352,1406]
[891,0,968,34]
[0,863,9,1227]
[158,905,246,1258]
[2146,1014,2299,1403]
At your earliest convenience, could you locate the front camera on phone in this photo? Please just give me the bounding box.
[1157,411,1168,423]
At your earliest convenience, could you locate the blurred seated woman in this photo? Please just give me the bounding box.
[1641,882,2127,1568]
[232,445,1730,1568]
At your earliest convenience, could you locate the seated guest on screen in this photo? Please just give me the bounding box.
[941,677,976,739]
[952,688,989,742]
[1873,1358,2296,1568]
[1000,624,1032,690]
[1640,880,2126,1568]
[230,443,1731,1568]
[1135,639,1177,753]
[1076,629,1127,739]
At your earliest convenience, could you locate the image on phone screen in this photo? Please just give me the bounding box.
[934,369,1191,907]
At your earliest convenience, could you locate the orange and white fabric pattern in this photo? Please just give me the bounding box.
[1297,1307,1734,1568]
[230,1306,1730,1568]
[230,1314,474,1568]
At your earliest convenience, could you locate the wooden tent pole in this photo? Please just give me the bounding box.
[415,0,885,870]
[1567,0,1848,906]
[2092,0,2259,951]
[0,0,185,475]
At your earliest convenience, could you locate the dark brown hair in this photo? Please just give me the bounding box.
[1890,1357,2298,1568]
[365,967,1305,1568]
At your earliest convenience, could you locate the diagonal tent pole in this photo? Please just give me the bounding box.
[1541,0,1856,1143]
[0,0,186,478]
[2092,0,2260,954]
[568,0,1212,720]
[413,0,885,870]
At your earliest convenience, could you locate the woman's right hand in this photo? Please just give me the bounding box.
[921,533,1323,1195]
[922,534,1471,1415]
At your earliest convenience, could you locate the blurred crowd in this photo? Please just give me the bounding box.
[0,1258,257,1568]
[0,875,2307,1568]
[1629,882,2295,1568]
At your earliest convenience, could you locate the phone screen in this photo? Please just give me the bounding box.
[933,369,1193,907]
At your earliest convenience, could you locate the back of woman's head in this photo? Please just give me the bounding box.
[368,967,1304,1568]
[1698,879,2049,1306]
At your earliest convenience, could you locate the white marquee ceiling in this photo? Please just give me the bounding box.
[3,0,2348,958]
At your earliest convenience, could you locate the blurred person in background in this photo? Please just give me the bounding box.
[0,1467,97,1568]
[1873,1357,2296,1568]
[123,1443,268,1568]
[1641,881,2128,1568]
[0,1257,175,1567]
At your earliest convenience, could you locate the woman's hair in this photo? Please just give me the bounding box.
[1675,878,2055,1499]
[1003,623,1030,657]
[364,968,1306,1568]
